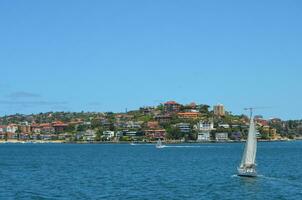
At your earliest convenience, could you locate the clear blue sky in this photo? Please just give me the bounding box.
[0,0,301,119]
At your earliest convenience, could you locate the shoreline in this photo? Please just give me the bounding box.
[0,139,297,144]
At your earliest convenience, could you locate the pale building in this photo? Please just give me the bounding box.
[195,121,214,142]
[103,131,115,140]
[215,132,229,141]
[197,132,211,141]
[214,104,225,116]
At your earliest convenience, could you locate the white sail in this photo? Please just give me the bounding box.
[156,139,165,149]
[240,117,257,168]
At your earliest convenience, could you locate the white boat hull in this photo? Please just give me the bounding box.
[237,168,257,177]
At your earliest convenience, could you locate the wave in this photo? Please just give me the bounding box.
[260,175,302,187]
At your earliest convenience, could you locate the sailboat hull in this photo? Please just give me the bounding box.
[237,173,257,178]
[237,168,257,177]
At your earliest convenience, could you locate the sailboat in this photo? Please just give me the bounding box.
[156,139,165,149]
[238,108,258,177]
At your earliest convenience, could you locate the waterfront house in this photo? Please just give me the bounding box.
[215,132,229,141]
[83,130,97,141]
[197,132,211,142]
[144,129,166,139]
[195,121,214,142]
[230,132,242,141]
[103,131,115,140]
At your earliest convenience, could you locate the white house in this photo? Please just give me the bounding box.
[84,130,97,141]
[103,131,115,140]
[195,121,214,142]
[197,132,211,141]
[215,132,229,141]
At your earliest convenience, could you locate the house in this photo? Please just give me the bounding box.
[215,132,229,141]
[197,132,211,142]
[177,112,199,119]
[103,131,115,140]
[230,132,242,141]
[126,121,143,129]
[123,131,144,137]
[0,126,5,133]
[195,121,214,142]
[18,125,31,133]
[40,123,55,134]
[140,106,156,115]
[52,121,68,133]
[155,114,172,124]
[5,125,18,133]
[164,101,181,113]
[256,118,268,126]
[83,130,97,141]
[195,121,214,131]
[218,124,230,129]
[176,123,191,133]
[147,121,159,129]
[144,129,166,139]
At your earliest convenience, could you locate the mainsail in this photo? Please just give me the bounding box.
[240,115,257,168]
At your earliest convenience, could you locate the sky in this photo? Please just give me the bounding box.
[0,0,301,120]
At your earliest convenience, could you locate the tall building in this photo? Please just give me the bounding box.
[214,104,225,116]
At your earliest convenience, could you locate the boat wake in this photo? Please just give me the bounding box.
[260,175,302,187]
[163,145,216,148]
[232,174,302,188]
[130,144,154,146]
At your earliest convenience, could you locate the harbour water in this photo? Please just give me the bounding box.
[0,141,301,199]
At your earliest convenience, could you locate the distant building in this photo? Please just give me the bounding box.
[0,125,18,133]
[144,129,166,139]
[256,118,268,126]
[215,132,228,141]
[18,125,31,133]
[177,112,199,120]
[176,123,191,133]
[52,121,68,133]
[218,124,230,129]
[155,114,172,124]
[195,121,214,131]
[197,132,210,141]
[195,121,214,142]
[214,104,225,116]
[140,106,155,115]
[230,132,241,141]
[103,131,115,140]
[147,121,159,129]
[126,121,143,129]
[164,101,181,113]
[84,130,96,141]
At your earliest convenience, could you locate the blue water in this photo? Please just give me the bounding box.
[0,142,301,199]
